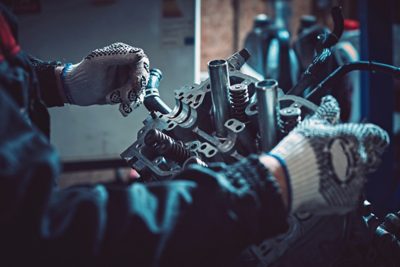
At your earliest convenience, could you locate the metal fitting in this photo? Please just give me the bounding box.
[144,129,191,164]
[226,48,251,71]
[279,106,301,134]
[144,69,172,114]
[208,59,231,137]
[229,83,249,122]
[256,79,279,151]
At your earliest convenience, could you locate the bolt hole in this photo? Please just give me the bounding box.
[168,123,174,128]
[200,144,207,150]
[178,92,184,96]
[195,95,202,103]
[256,79,278,89]
[235,125,243,131]
[190,143,198,149]
[208,149,216,155]
[227,120,234,126]
[187,94,193,99]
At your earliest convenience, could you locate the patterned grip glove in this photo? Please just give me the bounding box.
[269,96,389,214]
[57,42,149,116]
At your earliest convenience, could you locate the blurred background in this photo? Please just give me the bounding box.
[201,0,357,71]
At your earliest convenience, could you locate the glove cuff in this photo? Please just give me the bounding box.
[59,63,77,104]
[269,133,322,212]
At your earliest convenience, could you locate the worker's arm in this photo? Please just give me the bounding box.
[0,87,287,267]
[31,43,149,116]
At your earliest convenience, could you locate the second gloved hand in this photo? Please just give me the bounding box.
[57,42,149,116]
[269,96,389,215]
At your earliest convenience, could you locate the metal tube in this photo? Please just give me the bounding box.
[144,69,172,114]
[256,79,279,151]
[208,59,231,137]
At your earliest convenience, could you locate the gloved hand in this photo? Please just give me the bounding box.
[56,42,149,116]
[268,96,389,215]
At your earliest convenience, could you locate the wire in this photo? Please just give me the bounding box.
[305,61,400,101]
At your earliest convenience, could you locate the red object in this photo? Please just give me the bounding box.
[344,19,360,31]
[0,47,4,62]
[0,14,21,56]
[128,169,141,180]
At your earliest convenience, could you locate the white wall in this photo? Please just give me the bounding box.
[18,0,199,161]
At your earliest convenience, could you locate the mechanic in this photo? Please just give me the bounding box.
[0,3,389,267]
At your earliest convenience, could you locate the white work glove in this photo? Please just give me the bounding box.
[56,42,149,116]
[269,96,389,215]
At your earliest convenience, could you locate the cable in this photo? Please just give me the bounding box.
[305,61,400,102]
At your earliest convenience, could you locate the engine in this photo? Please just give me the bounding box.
[121,49,318,182]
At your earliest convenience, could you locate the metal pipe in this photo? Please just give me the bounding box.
[144,69,172,114]
[256,79,279,151]
[208,59,231,137]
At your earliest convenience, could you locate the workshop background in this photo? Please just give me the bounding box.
[201,0,356,71]
[10,0,400,214]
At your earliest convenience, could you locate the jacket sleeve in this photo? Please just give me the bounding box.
[29,56,65,107]
[0,88,288,267]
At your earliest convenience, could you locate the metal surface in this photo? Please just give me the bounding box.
[279,106,301,134]
[208,59,231,137]
[144,129,192,164]
[256,79,279,151]
[144,69,172,114]
[121,51,258,180]
[229,83,249,121]
[226,48,251,71]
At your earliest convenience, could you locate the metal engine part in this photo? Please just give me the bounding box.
[121,49,318,181]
